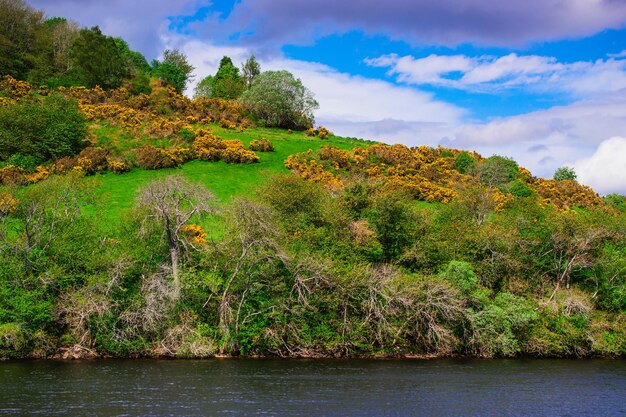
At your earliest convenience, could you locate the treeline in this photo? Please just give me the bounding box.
[0,0,194,94]
[0,0,318,130]
[0,169,624,359]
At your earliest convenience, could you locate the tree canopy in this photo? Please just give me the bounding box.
[241,70,318,130]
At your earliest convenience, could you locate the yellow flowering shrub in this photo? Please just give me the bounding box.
[24,165,50,184]
[0,76,33,98]
[0,191,17,217]
[0,165,27,186]
[135,145,179,170]
[534,178,603,210]
[181,224,207,246]
[249,138,274,152]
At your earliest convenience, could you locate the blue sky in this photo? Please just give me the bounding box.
[29,0,626,193]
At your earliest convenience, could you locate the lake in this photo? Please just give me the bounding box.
[0,359,624,416]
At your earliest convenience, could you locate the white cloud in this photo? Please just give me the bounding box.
[573,137,626,195]
[367,53,626,96]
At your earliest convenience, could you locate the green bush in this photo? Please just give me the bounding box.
[471,292,538,357]
[454,151,475,174]
[506,179,533,197]
[0,94,87,163]
[0,323,29,358]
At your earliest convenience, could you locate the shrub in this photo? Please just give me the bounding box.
[604,194,626,212]
[454,151,475,174]
[135,145,178,169]
[0,323,29,359]
[317,126,332,140]
[107,157,131,174]
[0,94,87,163]
[193,133,226,161]
[0,165,27,186]
[249,138,274,152]
[221,141,259,164]
[75,147,108,175]
[471,292,538,357]
[507,179,533,197]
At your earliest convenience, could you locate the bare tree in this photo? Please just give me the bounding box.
[136,175,213,298]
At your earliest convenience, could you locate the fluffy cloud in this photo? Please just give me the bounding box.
[222,0,626,47]
[366,53,626,96]
[573,137,626,195]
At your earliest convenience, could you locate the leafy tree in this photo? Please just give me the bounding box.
[0,0,43,79]
[70,26,129,89]
[553,166,577,182]
[212,56,244,99]
[478,155,519,187]
[0,94,86,163]
[241,55,260,89]
[48,17,78,74]
[193,74,214,98]
[241,70,319,130]
[153,61,186,93]
[367,190,417,261]
[153,49,194,93]
[506,179,533,197]
[113,38,150,75]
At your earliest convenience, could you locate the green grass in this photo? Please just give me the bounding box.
[91,124,375,224]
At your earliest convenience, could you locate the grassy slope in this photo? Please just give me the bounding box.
[92,124,373,225]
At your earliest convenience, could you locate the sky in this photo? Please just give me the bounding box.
[30,0,626,194]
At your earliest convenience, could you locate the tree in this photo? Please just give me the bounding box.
[241,55,260,89]
[193,74,214,98]
[0,0,43,79]
[70,26,129,89]
[212,56,244,99]
[49,18,78,74]
[554,166,577,182]
[478,155,519,187]
[153,49,194,93]
[113,38,150,76]
[241,70,319,130]
[136,175,213,298]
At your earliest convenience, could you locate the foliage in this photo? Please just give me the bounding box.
[454,151,475,174]
[241,55,261,89]
[153,49,194,93]
[249,138,274,152]
[0,94,86,163]
[241,70,319,130]
[70,26,129,89]
[211,56,244,99]
[554,166,577,182]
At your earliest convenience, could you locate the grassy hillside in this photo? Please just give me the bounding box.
[1,77,625,361]
[91,124,370,222]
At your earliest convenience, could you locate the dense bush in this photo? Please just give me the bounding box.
[135,145,179,169]
[0,94,87,163]
[249,138,274,152]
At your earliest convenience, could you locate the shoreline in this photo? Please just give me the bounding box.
[2,349,624,362]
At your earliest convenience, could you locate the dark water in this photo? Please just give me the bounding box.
[0,359,624,416]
